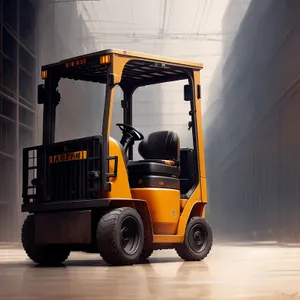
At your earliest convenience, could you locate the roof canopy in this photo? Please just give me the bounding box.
[42,49,203,87]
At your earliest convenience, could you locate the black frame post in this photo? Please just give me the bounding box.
[122,86,135,160]
[42,73,59,145]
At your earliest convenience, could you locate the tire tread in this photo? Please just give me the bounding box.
[97,207,144,266]
[175,217,213,261]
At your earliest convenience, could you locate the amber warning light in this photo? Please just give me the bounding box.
[100,55,111,65]
[65,58,87,68]
[41,70,47,79]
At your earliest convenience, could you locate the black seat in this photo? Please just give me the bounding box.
[128,131,180,178]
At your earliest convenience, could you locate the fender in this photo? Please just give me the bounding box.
[177,201,206,236]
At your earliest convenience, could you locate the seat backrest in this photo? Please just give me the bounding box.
[138,131,180,162]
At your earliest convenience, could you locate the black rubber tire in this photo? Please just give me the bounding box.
[139,249,153,261]
[97,207,144,266]
[175,217,212,261]
[21,214,70,265]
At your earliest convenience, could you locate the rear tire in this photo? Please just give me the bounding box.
[96,207,144,266]
[21,214,70,265]
[175,217,212,261]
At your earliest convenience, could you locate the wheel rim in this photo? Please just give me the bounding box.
[120,216,141,255]
[188,223,209,253]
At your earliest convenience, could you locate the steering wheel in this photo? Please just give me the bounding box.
[116,123,144,141]
[116,123,144,152]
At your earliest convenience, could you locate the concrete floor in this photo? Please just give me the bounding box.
[0,244,300,300]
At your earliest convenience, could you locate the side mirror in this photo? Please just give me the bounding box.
[184,84,201,101]
[197,84,201,99]
[184,84,192,101]
[37,84,46,104]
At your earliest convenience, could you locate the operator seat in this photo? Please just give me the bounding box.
[127,130,180,178]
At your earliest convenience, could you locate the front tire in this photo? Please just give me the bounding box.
[175,217,212,261]
[21,215,70,265]
[96,207,144,266]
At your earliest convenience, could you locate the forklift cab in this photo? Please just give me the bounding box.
[21,49,211,266]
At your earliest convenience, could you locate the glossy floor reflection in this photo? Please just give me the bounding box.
[1,244,300,299]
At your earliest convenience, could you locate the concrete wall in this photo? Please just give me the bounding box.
[206,0,300,242]
[222,0,251,60]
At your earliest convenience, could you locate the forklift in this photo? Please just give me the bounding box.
[21,49,213,266]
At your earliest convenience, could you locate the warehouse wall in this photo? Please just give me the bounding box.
[205,0,300,242]
[222,0,251,60]
[0,0,38,242]
[0,0,102,242]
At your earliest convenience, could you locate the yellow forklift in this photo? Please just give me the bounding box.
[21,49,212,266]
